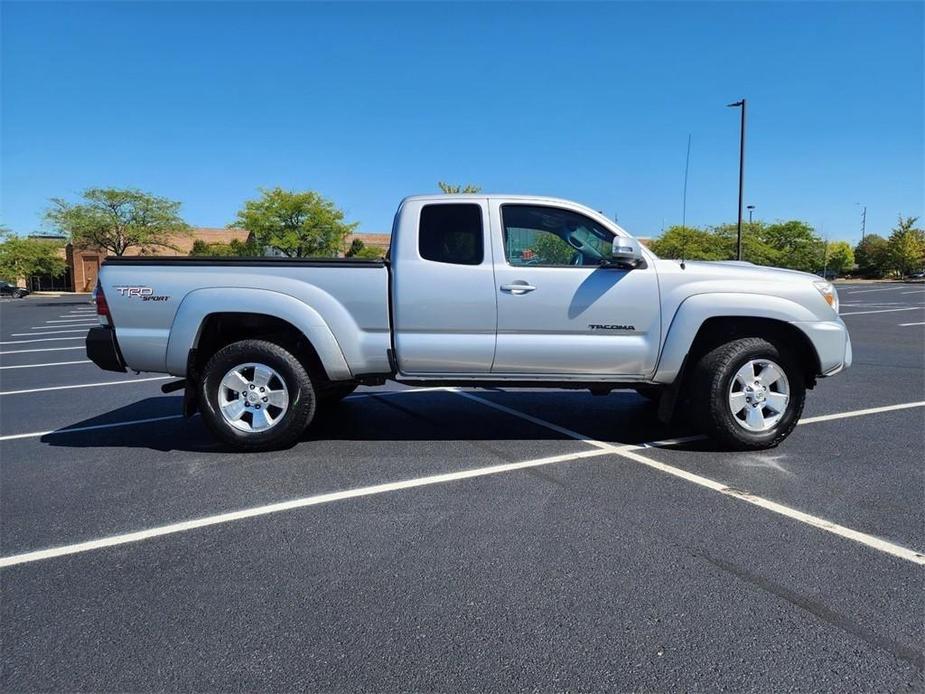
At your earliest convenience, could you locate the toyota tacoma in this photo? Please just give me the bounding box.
[87,195,851,451]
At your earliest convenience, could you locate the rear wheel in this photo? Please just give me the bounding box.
[199,339,316,451]
[691,337,805,450]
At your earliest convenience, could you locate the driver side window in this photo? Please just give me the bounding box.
[501,205,614,267]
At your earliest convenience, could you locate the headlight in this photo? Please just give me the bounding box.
[813,280,839,313]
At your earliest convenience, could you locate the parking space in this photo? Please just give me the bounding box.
[1,288,923,691]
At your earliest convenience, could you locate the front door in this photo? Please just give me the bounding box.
[489,202,660,377]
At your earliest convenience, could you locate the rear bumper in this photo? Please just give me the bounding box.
[86,326,127,373]
[791,318,852,376]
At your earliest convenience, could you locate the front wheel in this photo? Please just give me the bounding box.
[691,337,805,450]
[199,339,317,451]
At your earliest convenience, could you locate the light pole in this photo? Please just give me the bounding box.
[747,204,755,225]
[727,99,747,260]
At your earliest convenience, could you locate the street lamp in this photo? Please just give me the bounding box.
[747,204,755,225]
[727,99,747,260]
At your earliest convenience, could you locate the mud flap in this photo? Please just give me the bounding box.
[656,355,688,424]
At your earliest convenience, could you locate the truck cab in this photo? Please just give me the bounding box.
[391,195,659,378]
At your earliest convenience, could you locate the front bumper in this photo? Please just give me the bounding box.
[86,326,127,373]
[791,318,852,376]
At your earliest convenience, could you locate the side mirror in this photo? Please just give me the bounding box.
[608,238,644,268]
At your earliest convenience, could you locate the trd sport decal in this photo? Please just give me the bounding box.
[115,286,170,302]
[589,324,635,331]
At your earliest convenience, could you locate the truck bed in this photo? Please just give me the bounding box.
[100,255,392,377]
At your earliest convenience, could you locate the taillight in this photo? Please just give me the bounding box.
[96,285,112,326]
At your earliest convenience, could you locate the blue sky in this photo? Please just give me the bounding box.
[2,1,922,242]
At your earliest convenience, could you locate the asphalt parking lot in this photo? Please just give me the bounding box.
[1,285,923,692]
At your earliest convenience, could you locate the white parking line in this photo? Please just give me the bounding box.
[839,307,925,316]
[13,329,89,336]
[900,290,925,294]
[31,325,95,330]
[899,322,925,327]
[0,414,184,442]
[0,337,84,345]
[840,302,906,307]
[798,401,925,424]
[0,392,922,568]
[448,390,925,565]
[0,376,170,396]
[0,447,617,568]
[611,446,925,565]
[0,346,85,355]
[0,360,92,370]
[45,318,101,323]
[844,286,908,294]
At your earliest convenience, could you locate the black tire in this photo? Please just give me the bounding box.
[199,339,316,451]
[317,382,358,405]
[691,337,805,450]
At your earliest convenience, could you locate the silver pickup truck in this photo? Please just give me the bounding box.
[87,194,851,451]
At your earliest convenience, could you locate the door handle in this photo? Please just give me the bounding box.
[500,283,536,294]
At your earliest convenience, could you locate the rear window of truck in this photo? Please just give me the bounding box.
[418,204,483,265]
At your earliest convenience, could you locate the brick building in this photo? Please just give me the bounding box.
[22,228,391,292]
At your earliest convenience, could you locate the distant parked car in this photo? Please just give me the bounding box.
[909,271,925,279]
[0,280,29,298]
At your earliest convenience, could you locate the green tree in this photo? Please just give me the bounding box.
[529,233,576,264]
[823,240,854,276]
[189,238,258,257]
[886,215,925,278]
[711,222,781,266]
[45,188,189,256]
[345,238,366,257]
[438,181,481,194]
[234,187,357,258]
[0,231,67,282]
[343,238,385,259]
[355,245,385,259]
[854,234,890,278]
[760,220,822,272]
[649,225,728,261]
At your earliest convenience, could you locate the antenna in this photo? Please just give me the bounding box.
[821,222,828,277]
[682,133,692,228]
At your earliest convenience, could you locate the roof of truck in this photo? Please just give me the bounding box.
[403,193,582,205]
[400,194,631,236]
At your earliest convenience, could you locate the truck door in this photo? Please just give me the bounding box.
[489,202,660,377]
[392,198,497,374]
